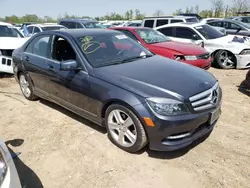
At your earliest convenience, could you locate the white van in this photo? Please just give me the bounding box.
[141,16,199,28]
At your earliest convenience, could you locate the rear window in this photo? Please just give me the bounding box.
[186,18,199,22]
[156,19,168,27]
[144,20,154,28]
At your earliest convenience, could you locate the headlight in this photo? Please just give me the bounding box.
[146,98,189,116]
[184,56,197,60]
[240,49,250,55]
[0,147,7,187]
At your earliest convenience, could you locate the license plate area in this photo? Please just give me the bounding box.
[209,107,221,125]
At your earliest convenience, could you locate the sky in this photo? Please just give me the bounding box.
[0,0,233,18]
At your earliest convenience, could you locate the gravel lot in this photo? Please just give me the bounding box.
[0,68,250,188]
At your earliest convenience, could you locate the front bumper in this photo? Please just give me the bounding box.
[135,103,221,151]
[235,54,250,69]
[181,58,212,70]
[0,56,14,74]
[0,140,21,188]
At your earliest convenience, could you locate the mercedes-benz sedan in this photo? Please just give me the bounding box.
[12,29,222,152]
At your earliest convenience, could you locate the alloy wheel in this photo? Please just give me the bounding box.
[19,75,31,98]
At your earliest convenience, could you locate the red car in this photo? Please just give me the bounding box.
[110,27,211,69]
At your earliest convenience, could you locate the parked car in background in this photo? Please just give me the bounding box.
[59,18,104,29]
[117,20,142,27]
[141,16,199,28]
[228,16,250,24]
[26,24,66,36]
[155,22,250,69]
[178,13,203,20]
[0,138,21,188]
[111,27,211,69]
[207,19,250,36]
[13,29,221,152]
[200,18,222,24]
[0,22,28,74]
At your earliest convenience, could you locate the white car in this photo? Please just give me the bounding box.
[0,138,21,188]
[26,23,66,36]
[155,22,250,69]
[0,22,28,74]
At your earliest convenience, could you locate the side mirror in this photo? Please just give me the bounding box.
[192,34,200,41]
[195,40,204,47]
[60,60,79,71]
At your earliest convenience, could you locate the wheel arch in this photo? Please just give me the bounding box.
[211,49,237,67]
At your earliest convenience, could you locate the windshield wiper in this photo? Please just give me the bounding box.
[96,54,153,68]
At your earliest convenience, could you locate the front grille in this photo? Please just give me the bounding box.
[197,53,210,60]
[189,82,221,112]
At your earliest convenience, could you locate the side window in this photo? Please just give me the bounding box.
[76,23,83,28]
[170,19,183,23]
[25,39,36,53]
[176,27,196,39]
[66,22,76,29]
[119,30,138,41]
[227,23,241,30]
[51,36,76,62]
[158,27,174,36]
[34,27,40,33]
[144,20,154,28]
[33,36,50,58]
[27,26,33,34]
[156,19,169,27]
[209,21,223,27]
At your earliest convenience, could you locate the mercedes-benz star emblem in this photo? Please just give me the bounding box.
[211,89,218,104]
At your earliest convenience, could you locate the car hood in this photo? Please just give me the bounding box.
[94,55,217,100]
[0,37,28,50]
[205,34,250,53]
[149,41,208,55]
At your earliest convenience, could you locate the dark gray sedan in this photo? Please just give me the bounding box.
[12,29,222,152]
[207,19,250,36]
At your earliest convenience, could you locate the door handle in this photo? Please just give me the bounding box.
[47,64,55,72]
[24,56,29,62]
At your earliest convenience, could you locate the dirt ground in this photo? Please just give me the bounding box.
[0,68,250,188]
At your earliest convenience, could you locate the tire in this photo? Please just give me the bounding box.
[19,73,38,101]
[105,104,148,153]
[214,50,236,69]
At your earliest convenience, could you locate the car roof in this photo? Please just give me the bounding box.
[0,21,12,26]
[143,16,196,19]
[155,22,204,29]
[42,28,120,38]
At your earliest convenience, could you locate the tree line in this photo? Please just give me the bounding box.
[0,0,249,24]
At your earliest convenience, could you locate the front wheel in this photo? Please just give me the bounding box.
[105,104,148,153]
[19,73,38,101]
[215,50,236,69]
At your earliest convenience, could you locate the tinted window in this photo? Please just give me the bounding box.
[27,26,33,33]
[34,27,40,33]
[156,19,168,27]
[119,30,138,41]
[186,18,199,22]
[225,22,241,29]
[83,22,103,28]
[66,22,76,29]
[208,21,223,27]
[33,36,50,58]
[195,25,224,39]
[170,19,183,23]
[42,26,65,31]
[242,17,250,23]
[157,27,174,36]
[128,23,141,27]
[144,20,154,28]
[76,23,83,28]
[176,27,196,39]
[76,33,153,67]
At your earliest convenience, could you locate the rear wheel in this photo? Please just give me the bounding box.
[215,50,236,69]
[105,104,148,153]
[19,73,38,101]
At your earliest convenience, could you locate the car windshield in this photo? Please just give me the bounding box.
[83,22,104,28]
[42,26,66,31]
[195,24,225,39]
[134,28,171,44]
[0,25,24,38]
[76,33,154,68]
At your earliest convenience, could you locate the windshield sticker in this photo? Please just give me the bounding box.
[195,26,203,29]
[115,35,128,39]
